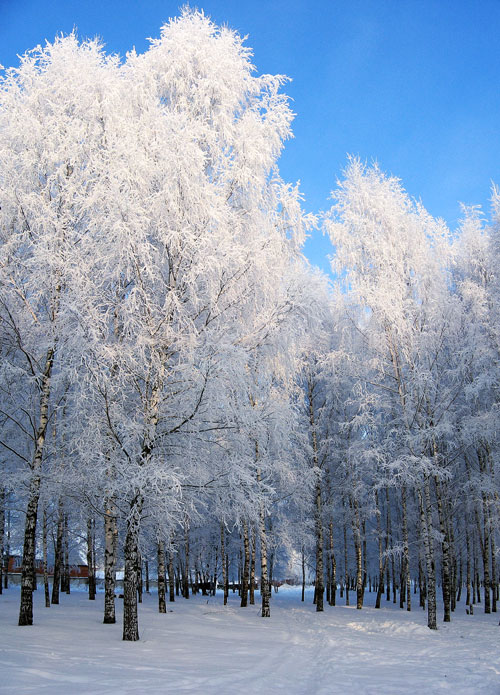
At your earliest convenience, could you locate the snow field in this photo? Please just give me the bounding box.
[1,585,499,694]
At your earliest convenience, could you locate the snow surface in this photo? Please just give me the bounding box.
[1,585,499,694]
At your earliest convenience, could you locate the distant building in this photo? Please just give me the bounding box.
[7,555,89,578]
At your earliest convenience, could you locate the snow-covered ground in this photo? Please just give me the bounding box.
[1,585,499,694]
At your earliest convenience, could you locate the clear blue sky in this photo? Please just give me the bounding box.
[1,0,499,273]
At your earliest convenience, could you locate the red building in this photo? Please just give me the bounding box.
[7,556,89,578]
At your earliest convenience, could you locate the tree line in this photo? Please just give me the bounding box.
[0,9,498,640]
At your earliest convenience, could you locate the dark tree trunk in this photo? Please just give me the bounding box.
[123,496,142,641]
[19,346,55,626]
[87,518,96,600]
[250,526,256,605]
[418,480,437,630]
[168,549,175,602]
[18,479,41,625]
[257,468,270,617]
[375,489,386,609]
[329,521,336,606]
[182,525,190,599]
[259,508,270,617]
[61,514,70,594]
[240,520,250,607]
[103,501,117,624]
[343,516,349,606]
[434,478,451,622]
[3,508,10,590]
[137,552,143,604]
[350,496,363,610]
[51,498,64,605]
[42,507,50,608]
[315,477,324,612]
[301,545,306,602]
[0,488,4,595]
[491,531,497,613]
[157,540,166,614]
[401,485,411,611]
[220,523,227,605]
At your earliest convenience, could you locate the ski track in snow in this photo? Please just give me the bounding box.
[0,586,499,694]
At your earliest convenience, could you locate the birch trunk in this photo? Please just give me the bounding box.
[42,507,50,608]
[257,467,270,617]
[343,515,349,606]
[0,488,4,595]
[434,478,451,621]
[329,520,336,606]
[220,524,227,606]
[491,532,497,613]
[418,480,437,629]
[375,489,386,609]
[350,496,363,610]
[401,485,411,611]
[51,498,64,605]
[249,526,256,605]
[103,500,117,624]
[19,345,55,626]
[62,514,70,594]
[157,540,166,614]
[122,495,142,641]
[87,518,96,601]
[301,545,305,602]
[3,508,9,590]
[137,552,143,604]
[315,476,324,612]
[183,524,190,599]
[240,520,250,608]
[308,376,324,612]
[168,549,175,602]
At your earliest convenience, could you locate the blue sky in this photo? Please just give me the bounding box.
[1,0,499,273]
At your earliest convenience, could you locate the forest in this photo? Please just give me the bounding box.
[0,8,498,647]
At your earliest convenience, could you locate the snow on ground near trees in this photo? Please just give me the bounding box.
[1,586,499,694]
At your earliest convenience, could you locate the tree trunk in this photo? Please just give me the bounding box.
[42,506,50,608]
[466,520,471,609]
[375,489,386,609]
[87,518,96,601]
[434,478,451,622]
[168,549,175,603]
[19,479,41,625]
[4,508,10,589]
[240,520,250,607]
[329,520,336,606]
[182,524,190,599]
[157,540,166,614]
[257,468,270,618]
[103,501,117,624]
[250,525,256,605]
[0,488,4,595]
[401,485,411,611]
[343,515,349,606]
[350,496,363,610]
[315,477,324,612]
[51,498,64,605]
[123,495,142,641]
[220,523,227,606]
[62,514,70,594]
[137,552,143,604]
[418,480,437,630]
[301,545,306,602]
[19,346,55,626]
[491,531,497,613]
